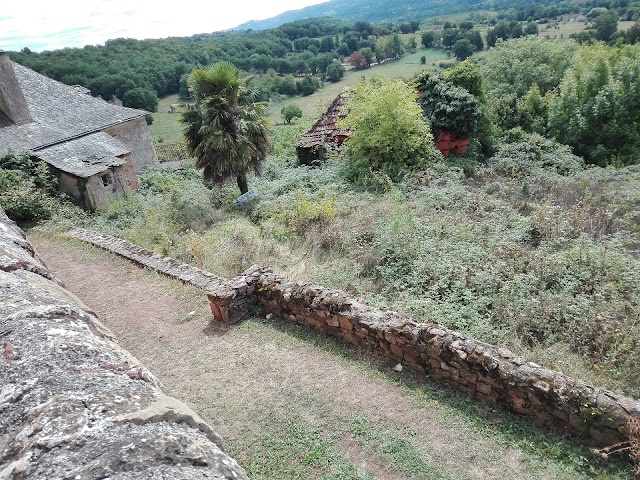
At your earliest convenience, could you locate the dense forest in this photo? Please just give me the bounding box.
[10,17,421,110]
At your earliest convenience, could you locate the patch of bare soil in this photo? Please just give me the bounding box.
[29,233,576,480]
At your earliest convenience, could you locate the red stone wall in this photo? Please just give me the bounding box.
[218,268,640,449]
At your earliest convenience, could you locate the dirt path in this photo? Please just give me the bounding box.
[30,233,624,480]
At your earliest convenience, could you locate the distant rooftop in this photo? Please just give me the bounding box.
[298,95,349,149]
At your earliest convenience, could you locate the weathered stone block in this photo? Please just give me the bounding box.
[477,382,492,396]
[338,316,353,331]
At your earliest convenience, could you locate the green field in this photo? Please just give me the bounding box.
[268,48,450,124]
[149,48,450,140]
[539,20,636,39]
[149,94,185,144]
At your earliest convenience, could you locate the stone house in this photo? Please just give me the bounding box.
[0,51,157,210]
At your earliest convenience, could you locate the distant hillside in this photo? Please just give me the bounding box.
[236,0,571,30]
[236,0,482,30]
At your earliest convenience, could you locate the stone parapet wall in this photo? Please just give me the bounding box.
[227,267,640,449]
[65,228,640,451]
[1,214,248,479]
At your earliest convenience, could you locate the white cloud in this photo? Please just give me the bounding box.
[0,0,328,51]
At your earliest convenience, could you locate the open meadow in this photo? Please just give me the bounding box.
[539,20,636,39]
[151,48,450,132]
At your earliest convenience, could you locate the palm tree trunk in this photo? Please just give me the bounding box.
[236,173,249,194]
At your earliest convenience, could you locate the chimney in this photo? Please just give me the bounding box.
[0,51,33,125]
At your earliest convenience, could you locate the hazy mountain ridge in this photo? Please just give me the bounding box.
[236,0,486,30]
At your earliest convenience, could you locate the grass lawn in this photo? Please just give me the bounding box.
[148,93,191,143]
[157,93,181,112]
[148,112,184,144]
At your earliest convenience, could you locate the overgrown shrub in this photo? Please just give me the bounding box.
[489,132,584,177]
[338,78,441,186]
[0,150,64,222]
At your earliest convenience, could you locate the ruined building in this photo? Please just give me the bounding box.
[0,51,157,210]
[297,95,349,165]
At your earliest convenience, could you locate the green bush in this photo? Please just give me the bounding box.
[280,103,303,124]
[0,150,63,222]
[339,78,441,186]
[489,132,584,177]
[416,70,479,138]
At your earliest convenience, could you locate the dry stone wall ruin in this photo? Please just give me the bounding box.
[66,228,640,452]
[0,214,248,479]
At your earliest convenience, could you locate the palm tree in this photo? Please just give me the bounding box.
[181,62,270,194]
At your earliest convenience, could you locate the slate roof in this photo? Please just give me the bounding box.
[36,132,130,178]
[298,95,349,149]
[0,62,146,153]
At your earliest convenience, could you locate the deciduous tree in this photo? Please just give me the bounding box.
[349,51,368,69]
[122,87,158,112]
[421,31,435,48]
[325,63,345,82]
[281,103,303,123]
[453,38,475,60]
[549,44,640,165]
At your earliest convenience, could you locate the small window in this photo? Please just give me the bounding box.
[101,173,112,187]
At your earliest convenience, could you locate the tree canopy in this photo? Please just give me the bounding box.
[281,103,303,124]
[416,71,479,138]
[549,44,640,165]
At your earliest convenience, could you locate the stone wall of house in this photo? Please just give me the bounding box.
[83,166,130,211]
[104,116,157,172]
[0,211,248,479]
[57,171,83,202]
[58,155,138,211]
[64,228,640,450]
[120,152,139,190]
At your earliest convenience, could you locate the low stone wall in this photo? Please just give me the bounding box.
[215,267,640,449]
[65,228,640,451]
[1,215,248,479]
[67,228,228,290]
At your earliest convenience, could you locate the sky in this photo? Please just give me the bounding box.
[0,0,328,52]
